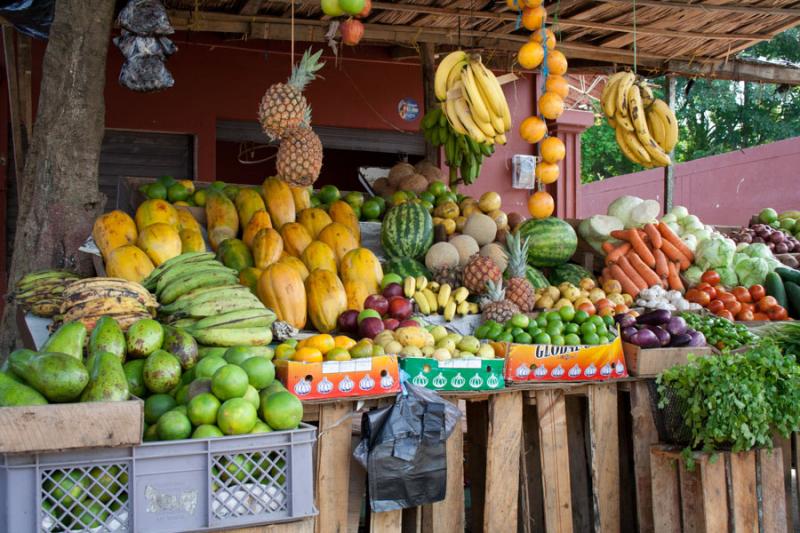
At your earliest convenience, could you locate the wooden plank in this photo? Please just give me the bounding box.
[649,448,681,533]
[401,507,421,533]
[759,448,788,533]
[15,33,31,142]
[348,438,366,533]
[466,400,488,533]
[483,391,522,532]
[421,399,464,533]
[594,0,800,16]
[774,435,794,533]
[729,450,758,533]
[623,342,716,377]
[536,389,573,533]
[239,0,263,15]
[666,58,800,86]
[370,510,402,533]
[224,517,315,532]
[588,383,620,532]
[630,381,660,533]
[698,453,729,533]
[315,402,354,533]
[565,397,592,532]
[678,456,703,533]
[519,400,545,533]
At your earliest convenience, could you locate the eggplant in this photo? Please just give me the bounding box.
[636,309,672,326]
[649,326,671,347]
[670,333,692,347]
[688,330,707,347]
[630,329,660,349]
[621,326,638,342]
[665,316,688,337]
[616,313,636,329]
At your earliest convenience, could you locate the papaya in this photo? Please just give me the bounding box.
[243,210,272,248]
[9,350,89,403]
[179,229,206,253]
[257,263,307,329]
[280,223,313,257]
[318,223,359,266]
[305,269,347,333]
[290,186,312,211]
[235,188,267,228]
[205,190,239,251]
[344,279,370,311]
[261,177,295,229]
[135,199,179,231]
[176,208,202,233]
[81,352,129,402]
[0,371,47,406]
[329,200,361,242]
[105,245,155,282]
[301,240,338,274]
[339,247,383,295]
[252,228,284,269]
[277,255,309,281]
[297,208,333,239]
[216,238,254,272]
[137,223,182,266]
[239,267,263,293]
[93,210,137,260]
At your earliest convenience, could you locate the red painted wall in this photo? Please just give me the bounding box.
[576,136,800,226]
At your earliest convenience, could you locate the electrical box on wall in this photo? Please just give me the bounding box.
[512,154,536,189]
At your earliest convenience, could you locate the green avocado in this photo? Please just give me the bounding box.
[42,322,87,360]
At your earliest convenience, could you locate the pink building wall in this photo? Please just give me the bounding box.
[577,136,800,226]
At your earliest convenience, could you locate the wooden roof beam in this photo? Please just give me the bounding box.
[240,0,263,15]
[593,0,800,17]
[666,58,800,85]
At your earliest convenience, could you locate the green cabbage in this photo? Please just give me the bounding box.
[734,257,770,287]
[695,236,736,270]
[716,266,738,288]
[683,265,704,286]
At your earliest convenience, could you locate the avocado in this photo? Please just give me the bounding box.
[143,350,181,394]
[88,317,126,363]
[42,322,87,360]
[81,352,129,402]
[123,359,146,398]
[9,351,88,402]
[0,371,47,406]
[162,326,199,370]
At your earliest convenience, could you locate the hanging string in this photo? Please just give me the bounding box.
[290,0,295,65]
[553,0,561,43]
[514,0,522,31]
[632,0,638,74]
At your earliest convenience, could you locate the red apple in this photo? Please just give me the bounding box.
[399,319,420,328]
[382,283,404,299]
[337,310,359,333]
[383,318,400,331]
[364,294,389,316]
[359,316,385,339]
[356,0,371,18]
[388,297,413,321]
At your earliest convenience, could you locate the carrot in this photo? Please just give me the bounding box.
[616,255,648,290]
[667,261,684,292]
[653,248,669,279]
[602,241,615,254]
[627,252,662,288]
[605,242,631,265]
[610,229,631,241]
[660,240,691,270]
[627,228,656,268]
[610,264,640,298]
[644,223,663,249]
[657,222,695,262]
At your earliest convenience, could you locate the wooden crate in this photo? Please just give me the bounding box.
[623,342,718,377]
[650,445,790,533]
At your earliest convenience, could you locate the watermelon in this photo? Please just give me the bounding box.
[526,266,550,289]
[548,263,595,286]
[381,203,434,259]
[517,217,577,267]
[384,257,431,278]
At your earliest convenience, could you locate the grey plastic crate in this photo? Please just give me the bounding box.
[0,423,316,532]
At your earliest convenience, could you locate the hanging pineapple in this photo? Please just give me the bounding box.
[276,126,324,187]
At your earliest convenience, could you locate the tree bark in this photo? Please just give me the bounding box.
[0,0,115,352]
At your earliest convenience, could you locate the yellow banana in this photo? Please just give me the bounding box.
[443,300,457,321]
[457,300,470,316]
[616,126,651,166]
[615,107,635,132]
[415,276,428,291]
[650,99,678,153]
[631,85,671,167]
[460,65,491,124]
[645,108,667,151]
[454,97,487,143]
[444,97,469,135]
[495,133,507,145]
[474,60,512,131]
[434,50,467,101]
[462,82,497,138]
[414,291,431,314]
[428,281,440,292]
[453,287,469,304]
[615,72,635,121]
[422,289,438,313]
[642,137,672,167]
[607,116,618,129]
[437,284,452,309]
[600,71,628,118]
[446,59,467,95]
[403,276,416,298]
[637,81,655,107]
[468,302,479,314]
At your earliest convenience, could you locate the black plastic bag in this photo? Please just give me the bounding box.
[117,0,173,35]
[0,0,55,40]
[353,381,461,512]
[119,56,174,92]
[114,30,176,60]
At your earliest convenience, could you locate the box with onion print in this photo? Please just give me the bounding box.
[501,335,628,382]
[400,357,505,391]
[276,355,401,400]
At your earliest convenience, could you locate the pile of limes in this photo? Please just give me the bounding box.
[475,309,617,346]
[311,184,386,222]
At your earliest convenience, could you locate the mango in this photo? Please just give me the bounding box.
[123,359,146,398]
[93,210,137,260]
[9,351,89,403]
[88,316,125,363]
[143,349,181,394]
[81,352,129,402]
[162,326,199,370]
[106,244,155,283]
[0,371,47,406]
[137,222,182,266]
[42,322,87,360]
[216,238,254,273]
[126,319,164,358]
[135,199,179,231]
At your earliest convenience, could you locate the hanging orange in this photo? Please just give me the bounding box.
[519,116,547,144]
[517,41,544,70]
[541,136,566,163]
[535,162,560,184]
[521,6,547,31]
[545,75,569,99]
[522,0,543,7]
[505,0,522,11]
[528,191,554,219]
[538,91,564,120]
[547,50,568,76]
[531,28,556,50]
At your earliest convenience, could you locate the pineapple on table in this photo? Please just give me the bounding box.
[463,254,501,295]
[504,232,535,312]
[480,279,520,323]
[430,264,463,287]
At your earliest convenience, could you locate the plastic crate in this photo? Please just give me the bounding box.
[0,424,316,532]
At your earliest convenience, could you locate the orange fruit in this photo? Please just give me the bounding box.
[517,42,543,70]
[531,28,556,50]
[521,6,547,31]
[519,116,547,144]
[274,344,295,361]
[505,0,522,11]
[545,75,569,99]
[292,347,323,363]
[538,91,564,120]
[325,348,352,361]
[547,50,568,76]
[521,0,543,7]
[535,162,559,184]
[528,191,554,219]
[303,334,335,354]
[541,136,566,163]
[334,335,357,350]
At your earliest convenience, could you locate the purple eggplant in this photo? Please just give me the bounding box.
[636,309,672,326]
[615,313,636,329]
[688,330,707,347]
[621,326,638,342]
[649,326,671,347]
[670,333,692,347]
[665,316,688,337]
[629,329,661,349]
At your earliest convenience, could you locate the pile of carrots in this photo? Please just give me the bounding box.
[599,222,695,298]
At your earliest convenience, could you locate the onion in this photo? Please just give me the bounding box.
[770,231,785,243]
[775,242,789,254]
[740,233,753,244]
[753,237,765,243]
[768,242,776,250]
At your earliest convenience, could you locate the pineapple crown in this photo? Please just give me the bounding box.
[505,232,530,279]
[485,278,505,302]
[289,48,325,93]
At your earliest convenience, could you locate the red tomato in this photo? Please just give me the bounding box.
[707,299,726,314]
[701,270,721,286]
[752,312,770,321]
[731,286,752,303]
[696,282,717,299]
[736,309,755,321]
[741,302,756,314]
[716,309,734,321]
[718,292,737,306]
[749,285,766,302]
[725,300,742,316]
[768,306,789,321]
[685,288,711,306]
[757,296,778,312]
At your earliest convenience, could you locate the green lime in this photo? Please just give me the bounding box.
[579,322,597,336]
[195,356,227,379]
[582,332,601,345]
[564,333,582,346]
[598,335,610,345]
[544,311,561,322]
[573,310,590,324]
[211,364,250,400]
[157,175,177,188]
[192,424,224,439]
[241,357,275,389]
[435,192,457,206]
[223,185,240,201]
[511,327,524,337]
[770,220,781,229]
[319,184,340,204]
[362,199,382,220]
[603,315,614,327]
[474,324,490,339]
[210,181,226,191]
[780,218,796,232]
[419,191,436,204]
[187,392,221,426]
[759,208,778,224]
[545,322,563,337]
[428,181,447,197]
[420,200,434,212]
[144,394,177,424]
[558,306,576,322]
[527,327,542,338]
[510,313,530,329]
[565,323,580,334]
[589,315,606,329]
[217,397,258,435]
[310,195,322,207]
[157,411,192,441]
[536,315,548,328]
[351,205,361,219]
[534,332,552,344]
[193,189,207,206]
[146,182,167,200]
[344,191,364,209]
[250,421,273,434]
[550,335,565,346]
[260,390,303,430]
[390,191,408,206]
[143,424,159,441]
[372,196,386,214]
[167,183,190,203]
[515,332,533,344]
[175,384,190,405]
[497,332,514,343]
[487,323,504,340]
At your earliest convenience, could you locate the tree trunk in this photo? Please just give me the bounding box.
[0,0,115,352]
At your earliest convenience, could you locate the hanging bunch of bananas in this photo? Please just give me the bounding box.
[13,270,82,317]
[53,277,158,332]
[421,107,495,185]
[600,71,679,168]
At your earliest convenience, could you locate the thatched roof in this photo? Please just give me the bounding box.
[164,0,800,83]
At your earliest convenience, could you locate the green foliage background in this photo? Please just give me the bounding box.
[581,29,800,183]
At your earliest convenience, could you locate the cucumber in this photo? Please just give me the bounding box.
[765,272,787,309]
[785,281,800,319]
[775,266,800,285]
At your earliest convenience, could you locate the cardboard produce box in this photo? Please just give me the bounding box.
[402,356,505,391]
[276,355,400,400]
[622,342,718,377]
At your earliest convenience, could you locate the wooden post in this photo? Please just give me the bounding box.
[536,389,573,533]
[758,448,788,533]
[663,76,676,213]
[420,42,438,165]
[729,450,758,532]
[588,383,620,532]
[2,26,25,207]
[315,402,354,533]
[421,399,464,533]
[466,400,488,532]
[630,380,659,533]
[649,448,681,533]
[483,391,522,532]
[370,510,402,532]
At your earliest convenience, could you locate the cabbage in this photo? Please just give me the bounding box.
[661,213,678,224]
[667,222,681,235]
[681,216,704,233]
[733,252,750,269]
[742,243,773,260]
[736,242,749,253]
[695,236,736,270]
[690,228,712,243]
[669,205,689,219]
[734,257,770,287]
[683,265,704,286]
[716,266,738,288]
[682,234,698,253]
[607,196,643,227]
